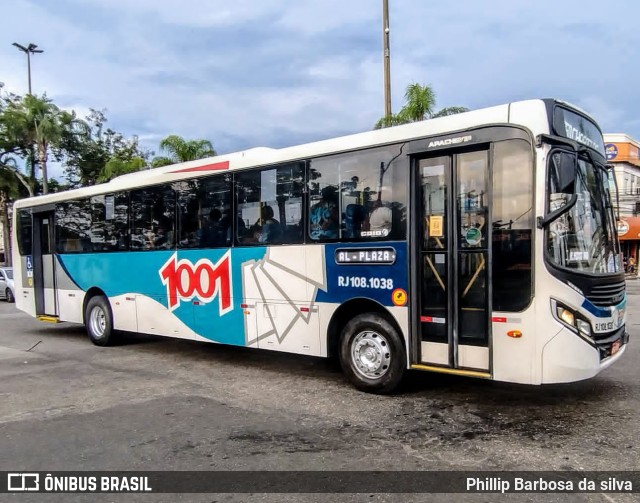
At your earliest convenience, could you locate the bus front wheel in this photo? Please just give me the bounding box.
[84,295,115,346]
[339,313,406,394]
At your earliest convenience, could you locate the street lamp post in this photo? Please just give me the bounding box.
[382,0,392,121]
[13,42,44,195]
[12,42,43,95]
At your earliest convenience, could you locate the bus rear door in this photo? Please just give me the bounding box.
[32,209,58,318]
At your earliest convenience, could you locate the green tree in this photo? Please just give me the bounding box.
[1,94,89,194]
[99,156,146,182]
[0,88,35,196]
[151,135,216,167]
[61,109,149,186]
[374,83,469,129]
[0,162,20,266]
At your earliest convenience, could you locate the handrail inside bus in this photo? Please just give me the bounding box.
[463,255,485,298]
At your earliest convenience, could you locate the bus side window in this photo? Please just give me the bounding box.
[235,163,304,246]
[130,185,176,251]
[91,193,129,252]
[175,174,232,250]
[492,139,534,312]
[17,210,33,256]
[308,144,407,242]
[55,199,92,254]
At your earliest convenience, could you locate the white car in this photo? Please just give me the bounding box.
[0,267,15,303]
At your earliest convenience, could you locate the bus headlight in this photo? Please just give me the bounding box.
[557,306,575,326]
[576,319,591,337]
[552,300,593,338]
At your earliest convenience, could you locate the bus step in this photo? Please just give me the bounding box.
[37,315,60,323]
[411,364,491,379]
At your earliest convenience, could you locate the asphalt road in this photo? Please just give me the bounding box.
[0,291,639,503]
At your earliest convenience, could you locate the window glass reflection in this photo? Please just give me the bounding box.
[308,144,407,241]
[236,163,304,246]
[492,140,533,311]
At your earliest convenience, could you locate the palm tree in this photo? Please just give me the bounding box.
[0,96,33,197]
[374,83,469,129]
[99,156,146,182]
[151,135,216,167]
[0,154,31,197]
[0,161,20,266]
[27,96,88,194]
[400,83,437,122]
[2,95,88,194]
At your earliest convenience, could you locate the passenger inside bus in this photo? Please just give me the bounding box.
[200,208,226,247]
[310,186,339,240]
[143,215,174,250]
[247,205,282,244]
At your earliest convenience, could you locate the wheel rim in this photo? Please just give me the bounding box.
[6,289,12,301]
[89,305,107,338]
[351,330,392,379]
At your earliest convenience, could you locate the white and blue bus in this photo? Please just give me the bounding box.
[12,98,628,393]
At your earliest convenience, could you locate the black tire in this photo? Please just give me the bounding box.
[339,312,406,394]
[84,295,116,346]
[5,288,14,303]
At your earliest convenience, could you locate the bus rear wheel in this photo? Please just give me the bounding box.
[84,295,116,346]
[339,313,406,394]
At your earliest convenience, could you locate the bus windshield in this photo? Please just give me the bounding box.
[547,152,622,275]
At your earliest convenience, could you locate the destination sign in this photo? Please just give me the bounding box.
[553,107,605,156]
[335,247,397,265]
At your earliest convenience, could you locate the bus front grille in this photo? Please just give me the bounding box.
[585,281,626,307]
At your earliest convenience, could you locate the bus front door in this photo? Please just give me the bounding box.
[417,150,490,373]
[32,211,58,317]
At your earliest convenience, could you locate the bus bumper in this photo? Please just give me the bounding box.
[541,327,628,384]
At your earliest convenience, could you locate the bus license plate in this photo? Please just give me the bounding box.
[611,340,621,356]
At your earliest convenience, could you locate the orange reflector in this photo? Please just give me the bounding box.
[507,330,522,338]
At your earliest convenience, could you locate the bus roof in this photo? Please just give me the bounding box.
[14,98,576,209]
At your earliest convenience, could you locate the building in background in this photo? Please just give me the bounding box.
[605,133,640,272]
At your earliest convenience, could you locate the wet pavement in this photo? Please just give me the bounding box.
[0,291,638,503]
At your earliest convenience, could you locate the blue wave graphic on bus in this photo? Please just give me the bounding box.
[581,296,626,319]
[59,248,266,345]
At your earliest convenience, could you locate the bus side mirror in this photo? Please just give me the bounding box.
[555,152,577,193]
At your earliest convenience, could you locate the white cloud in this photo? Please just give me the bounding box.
[276,0,376,34]
[67,0,284,28]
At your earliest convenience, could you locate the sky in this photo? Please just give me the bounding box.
[2,0,640,180]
